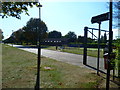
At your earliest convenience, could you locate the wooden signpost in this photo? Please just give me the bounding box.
[91,12,110,24]
[91,1,112,89]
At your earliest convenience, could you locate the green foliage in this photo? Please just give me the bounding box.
[115,39,120,68]
[100,33,107,43]
[0,29,3,41]
[24,18,48,44]
[112,39,120,78]
[113,2,120,27]
[77,35,97,44]
[3,18,48,45]
[64,31,77,42]
[14,29,25,44]
[48,30,62,38]
[1,2,40,19]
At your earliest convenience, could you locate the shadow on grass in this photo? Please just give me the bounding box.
[85,64,120,86]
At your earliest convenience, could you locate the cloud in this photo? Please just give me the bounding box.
[112,28,120,39]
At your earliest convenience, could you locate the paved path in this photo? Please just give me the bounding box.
[10,44,106,73]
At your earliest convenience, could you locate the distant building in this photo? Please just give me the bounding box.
[42,38,70,46]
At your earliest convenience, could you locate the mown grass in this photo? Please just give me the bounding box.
[45,46,104,58]
[2,44,37,88]
[40,57,101,88]
[2,44,104,88]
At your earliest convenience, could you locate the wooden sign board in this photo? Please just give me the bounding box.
[91,12,110,24]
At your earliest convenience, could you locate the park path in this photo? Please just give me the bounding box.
[10,44,106,73]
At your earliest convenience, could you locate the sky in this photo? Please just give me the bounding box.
[0,0,119,40]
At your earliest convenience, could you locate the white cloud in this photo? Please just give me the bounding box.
[112,28,119,39]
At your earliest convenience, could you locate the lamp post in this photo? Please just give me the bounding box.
[35,3,42,90]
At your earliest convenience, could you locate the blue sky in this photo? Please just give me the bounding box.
[0,1,118,40]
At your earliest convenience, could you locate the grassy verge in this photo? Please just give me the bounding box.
[40,57,101,88]
[44,46,104,58]
[3,44,118,88]
[2,44,37,88]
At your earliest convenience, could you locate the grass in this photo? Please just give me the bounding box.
[40,57,101,88]
[45,46,104,58]
[2,44,118,88]
[2,44,37,88]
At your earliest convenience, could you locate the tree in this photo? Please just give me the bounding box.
[0,2,39,19]
[99,32,107,43]
[0,29,4,41]
[48,30,62,38]
[104,32,107,43]
[100,35,104,43]
[77,35,84,43]
[3,18,48,45]
[64,31,77,42]
[24,18,48,44]
[14,29,25,44]
[113,2,120,27]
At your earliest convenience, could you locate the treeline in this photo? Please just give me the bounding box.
[4,18,108,45]
[0,29,4,41]
[4,18,47,45]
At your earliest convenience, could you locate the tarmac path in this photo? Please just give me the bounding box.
[10,44,106,73]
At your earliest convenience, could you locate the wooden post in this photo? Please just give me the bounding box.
[83,27,88,65]
[106,1,113,90]
[92,29,93,39]
[97,22,101,75]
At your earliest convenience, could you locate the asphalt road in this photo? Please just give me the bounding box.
[10,44,106,73]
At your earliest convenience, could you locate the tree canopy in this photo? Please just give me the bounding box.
[64,31,77,42]
[0,2,40,19]
[48,30,62,38]
[113,2,120,27]
[24,18,48,44]
[4,18,48,45]
[0,29,4,41]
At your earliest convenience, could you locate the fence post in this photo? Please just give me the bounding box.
[83,27,88,65]
[92,29,93,39]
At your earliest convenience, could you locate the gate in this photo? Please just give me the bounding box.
[82,27,118,77]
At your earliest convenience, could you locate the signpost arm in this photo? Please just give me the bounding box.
[97,22,101,75]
